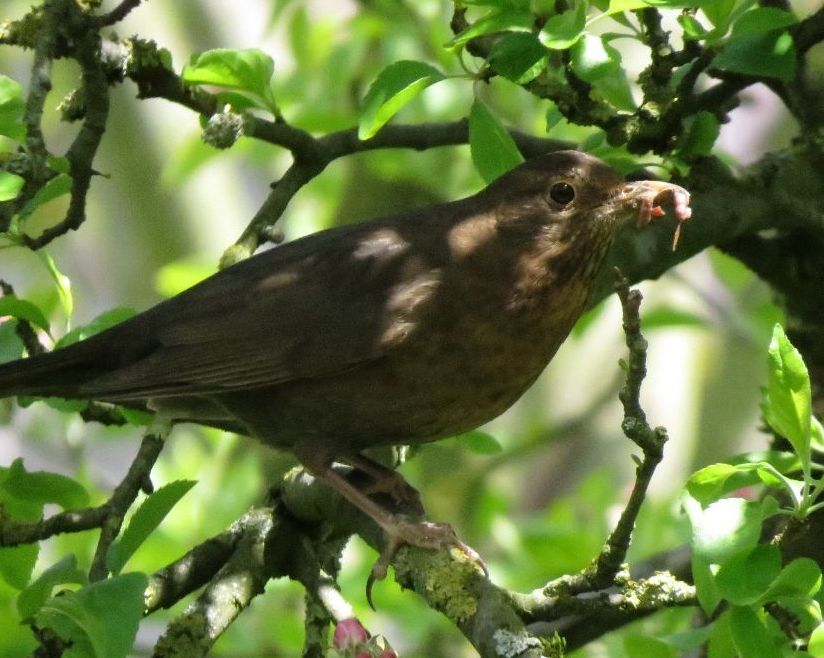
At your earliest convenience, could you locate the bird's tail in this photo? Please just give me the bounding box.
[0,342,100,399]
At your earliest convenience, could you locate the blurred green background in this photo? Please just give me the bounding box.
[0,0,805,655]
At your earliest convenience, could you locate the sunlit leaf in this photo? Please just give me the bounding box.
[36,572,147,658]
[39,252,73,326]
[468,99,523,183]
[762,324,812,470]
[539,2,587,50]
[55,307,136,349]
[154,259,216,297]
[0,171,24,201]
[685,496,769,563]
[359,60,446,139]
[0,296,50,333]
[810,623,824,658]
[460,431,503,455]
[447,9,534,48]
[183,48,278,114]
[107,480,196,575]
[16,174,73,222]
[0,74,25,141]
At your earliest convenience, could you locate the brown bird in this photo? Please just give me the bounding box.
[0,150,690,566]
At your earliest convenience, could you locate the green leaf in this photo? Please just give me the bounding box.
[624,635,678,658]
[680,111,720,159]
[0,461,43,522]
[35,572,148,658]
[447,9,534,48]
[570,34,621,82]
[489,33,548,84]
[810,623,824,658]
[0,171,24,201]
[183,48,277,114]
[460,430,503,455]
[358,60,446,140]
[118,407,155,426]
[461,0,531,6]
[687,451,803,506]
[0,544,38,590]
[687,463,742,505]
[702,0,737,31]
[0,319,24,363]
[606,0,648,12]
[732,7,797,36]
[642,0,718,6]
[761,558,822,602]
[812,417,824,453]
[55,307,135,349]
[685,496,767,564]
[678,14,710,40]
[154,259,216,297]
[641,306,708,330]
[39,252,73,324]
[592,74,637,112]
[0,74,25,141]
[0,296,50,333]
[713,30,796,82]
[539,2,587,50]
[707,610,738,658]
[17,556,86,621]
[107,480,196,575]
[715,544,781,606]
[469,99,524,183]
[2,458,89,510]
[692,554,722,615]
[728,450,800,473]
[762,324,812,470]
[17,174,73,223]
[728,606,782,658]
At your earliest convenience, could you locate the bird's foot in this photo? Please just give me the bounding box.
[343,452,426,515]
[361,473,424,515]
[366,518,487,609]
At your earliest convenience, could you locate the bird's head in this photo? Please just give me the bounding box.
[484,150,691,250]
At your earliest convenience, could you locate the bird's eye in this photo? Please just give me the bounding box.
[549,182,575,206]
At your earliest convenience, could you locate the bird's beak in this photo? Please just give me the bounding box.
[619,180,692,227]
[618,180,692,249]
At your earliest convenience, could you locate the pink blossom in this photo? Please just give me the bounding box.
[333,618,369,650]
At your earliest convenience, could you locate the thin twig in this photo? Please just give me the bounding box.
[94,0,144,27]
[88,430,165,580]
[590,270,668,583]
[0,430,164,553]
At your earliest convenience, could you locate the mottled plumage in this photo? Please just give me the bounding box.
[0,150,690,558]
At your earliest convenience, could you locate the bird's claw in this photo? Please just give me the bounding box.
[365,519,488,609]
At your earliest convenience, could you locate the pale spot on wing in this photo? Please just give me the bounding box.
[258,270,300,291]
[380,268,441,347]
[352,228,409,261]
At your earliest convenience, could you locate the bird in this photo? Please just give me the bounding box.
[0,150,690,569]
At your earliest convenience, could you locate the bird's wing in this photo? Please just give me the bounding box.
[79,220,444,400]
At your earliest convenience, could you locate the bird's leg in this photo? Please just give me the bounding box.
[294,445,486,586]
[341,452,424,516]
